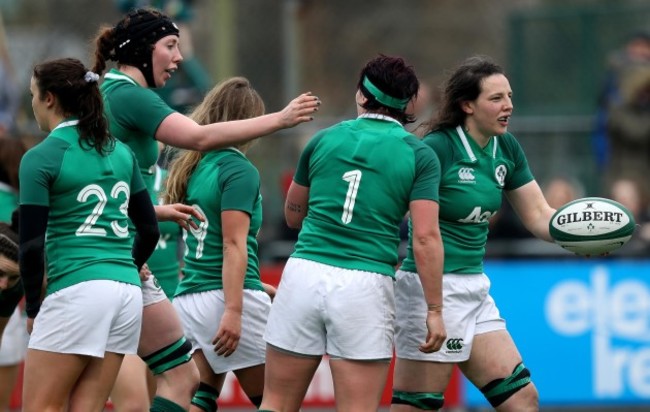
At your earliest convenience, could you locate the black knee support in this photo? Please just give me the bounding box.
[191,382,219,412]
[481,362,532,407]
[141,336,193,375]
[392,390,444,410]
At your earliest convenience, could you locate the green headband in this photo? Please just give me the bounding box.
[362,76,410,110]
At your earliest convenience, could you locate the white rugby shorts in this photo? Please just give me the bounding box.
[394,271,505,362]
[142,275,168,307]
[0,307,28,365]
[264,258,395,360]
[174,289,271,374]
[29,280,142,357]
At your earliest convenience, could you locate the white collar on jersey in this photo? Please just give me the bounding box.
[104,72,138,86]
[358,113,402,126]
[52,119,79,132]
[455,125,498,161]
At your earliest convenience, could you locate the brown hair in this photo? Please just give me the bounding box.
[356,54,419,124]
[0,221,18,263]
[165,77,265,204]
[420,55,505,135]
[33,58,112,155]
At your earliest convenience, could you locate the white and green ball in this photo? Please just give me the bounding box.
[549,197,636,256]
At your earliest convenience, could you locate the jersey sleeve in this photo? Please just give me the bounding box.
[502,133,534,190]
[219,158,260,215]
[111,86,176,139]
[409,138,440,202]
[293,132,325,187]
[19,141,66,207]
[422,130,452,173]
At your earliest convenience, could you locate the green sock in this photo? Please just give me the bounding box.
[150,395,186,412]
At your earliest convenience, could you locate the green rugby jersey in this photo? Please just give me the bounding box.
[101,69,175,193]
[291,115,440,277]
[175,149,264,296]
[19,120,145,295]
[0,183,17,223]
[401,126,534,274]
[147,166,181,298]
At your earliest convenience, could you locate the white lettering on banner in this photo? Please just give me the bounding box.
[546,266,650,398]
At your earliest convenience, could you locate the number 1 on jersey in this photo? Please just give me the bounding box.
[341,169,362,224]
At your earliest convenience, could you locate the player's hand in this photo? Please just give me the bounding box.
[26,317,34,335]
[139,263,152,281]
[154,204,204,230]
[212,309,241,357]
[278,92,321,128]
[419,310,446,353]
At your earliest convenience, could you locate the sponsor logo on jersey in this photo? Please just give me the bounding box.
[495,164,507,187]
[458,206,496,224]
[458,167,475,183]
[445,338,464,353]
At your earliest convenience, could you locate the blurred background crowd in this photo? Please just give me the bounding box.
[1,0,649,261]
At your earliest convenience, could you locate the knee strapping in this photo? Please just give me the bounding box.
[392,390,444,410]
[481,362,532,407]
[150,395,185,412]
[142,336,193,375]
[191,382,219,412]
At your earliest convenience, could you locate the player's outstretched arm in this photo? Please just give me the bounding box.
[506,180,555,242]
[156,92,320,152]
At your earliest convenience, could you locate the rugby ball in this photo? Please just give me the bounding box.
[549,197,636,256]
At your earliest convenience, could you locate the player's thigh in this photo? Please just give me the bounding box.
[191,349,225,390]
[0,364,19,409]
[139,298,185,356]
[393,358,454,393]
[461,330,539,412]
[261,344,321,411]
[234,364,265,397]
[330,358,390,412]
[110,354,153,411]
[459,329,522,386]
[68,351,125,412]
[22,349,89,411]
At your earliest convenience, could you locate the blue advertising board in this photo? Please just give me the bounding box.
[464,260,650,407]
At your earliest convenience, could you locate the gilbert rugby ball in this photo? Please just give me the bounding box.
[549,197,636,256]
